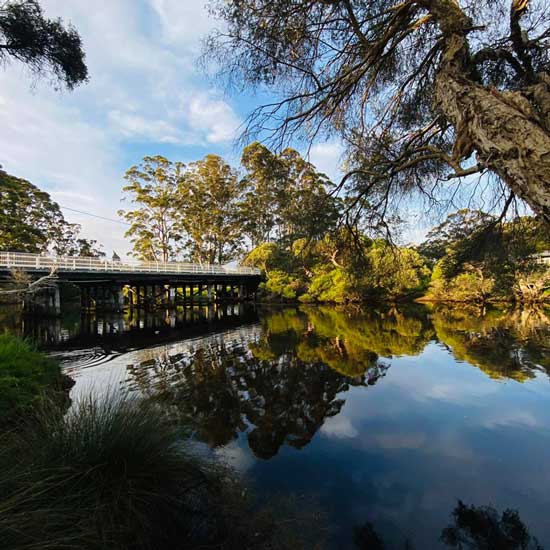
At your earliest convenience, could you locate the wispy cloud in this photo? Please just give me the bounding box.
[185,93,242,144]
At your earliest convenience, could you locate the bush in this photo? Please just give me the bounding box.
[263,269,305,300]
[0,334,68,426]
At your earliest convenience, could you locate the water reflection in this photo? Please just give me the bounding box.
[120,304,550,461]
[353,501,544,549]
[430,306,550,381]
[1,303,259,350]
[2,303,550,548]
[128,331,388,458]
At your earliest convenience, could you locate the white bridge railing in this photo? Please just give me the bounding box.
[0,251,261,276]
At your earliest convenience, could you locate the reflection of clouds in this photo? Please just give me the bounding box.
[426,380,497,402]
[482,409,541,430]
[215,441,256,473]
[385,344,500,406]
[371,432,427,450]
[321,414,358,439]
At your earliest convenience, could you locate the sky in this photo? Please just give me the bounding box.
[0,0,346,257]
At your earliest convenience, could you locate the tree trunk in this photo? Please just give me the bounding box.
[427,1,550,224]
[435,70,550,223]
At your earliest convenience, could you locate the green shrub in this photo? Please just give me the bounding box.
[263,269,305,300]
[0,334,66,426]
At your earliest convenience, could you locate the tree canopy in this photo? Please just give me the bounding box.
[179,154,245,264]
[205,0,550,226]
[0,0,88,89]
[240,142,340,246]
[119,148,339,265]
[119,156,185,263]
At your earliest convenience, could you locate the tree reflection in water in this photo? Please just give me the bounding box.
[431,306,550,382]
[126,305,550,458]
[353,501,544,549]
[128,327,388,458]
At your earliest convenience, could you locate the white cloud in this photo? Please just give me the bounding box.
[185,93,242,144]
[308,141,345,182]
[108,110,184,144]
[149,0,217,49]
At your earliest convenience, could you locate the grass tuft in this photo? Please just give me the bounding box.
[0,394,232,549]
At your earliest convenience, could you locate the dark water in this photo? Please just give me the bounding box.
[3,303,550,549]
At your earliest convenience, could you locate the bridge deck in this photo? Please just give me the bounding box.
[0,252,261,281]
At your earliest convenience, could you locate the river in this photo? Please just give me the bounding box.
[3,303,550,549]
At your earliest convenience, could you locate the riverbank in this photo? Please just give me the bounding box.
[0,334,73,428]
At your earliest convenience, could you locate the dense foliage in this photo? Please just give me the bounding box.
[423,211,550,304]
[0,0,88,89]
[0,169,104,256]
[0,334,66,425]
[243,207,550,304]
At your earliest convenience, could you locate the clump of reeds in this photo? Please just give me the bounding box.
[0,394,235,549]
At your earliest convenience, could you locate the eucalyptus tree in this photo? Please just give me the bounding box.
[178,154,245,264]
[0,169,65,252]
[240,142,340,246]
[205,0,550,226]
[419,209,497,261]
[119,156,185,263]
[239,142,287,246]
[0,0,87,89]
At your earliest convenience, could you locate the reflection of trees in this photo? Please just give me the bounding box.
[255,306,433,378]
[441,501,543,550]
[431,307,550,382]
[127,326,388,459]
[353,501,543,549]
[127,305,550,459]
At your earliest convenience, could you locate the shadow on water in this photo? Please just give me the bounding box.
[353,500,544,549]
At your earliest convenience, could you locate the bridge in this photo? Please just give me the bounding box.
[0,251,262,312]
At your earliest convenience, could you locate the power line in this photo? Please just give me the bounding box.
[60,205,131,226]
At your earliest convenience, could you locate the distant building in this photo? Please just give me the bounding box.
[527,250,550,265]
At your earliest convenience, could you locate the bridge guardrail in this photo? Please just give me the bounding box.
[0,252,261,277]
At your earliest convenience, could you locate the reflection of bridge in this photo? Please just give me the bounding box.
[0,251,262,312]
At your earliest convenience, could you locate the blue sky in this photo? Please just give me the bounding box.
[1,0,429,256]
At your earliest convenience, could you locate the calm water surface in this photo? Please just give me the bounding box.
[4,303,550,549]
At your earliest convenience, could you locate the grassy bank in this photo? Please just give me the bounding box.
[0,334,72,428]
